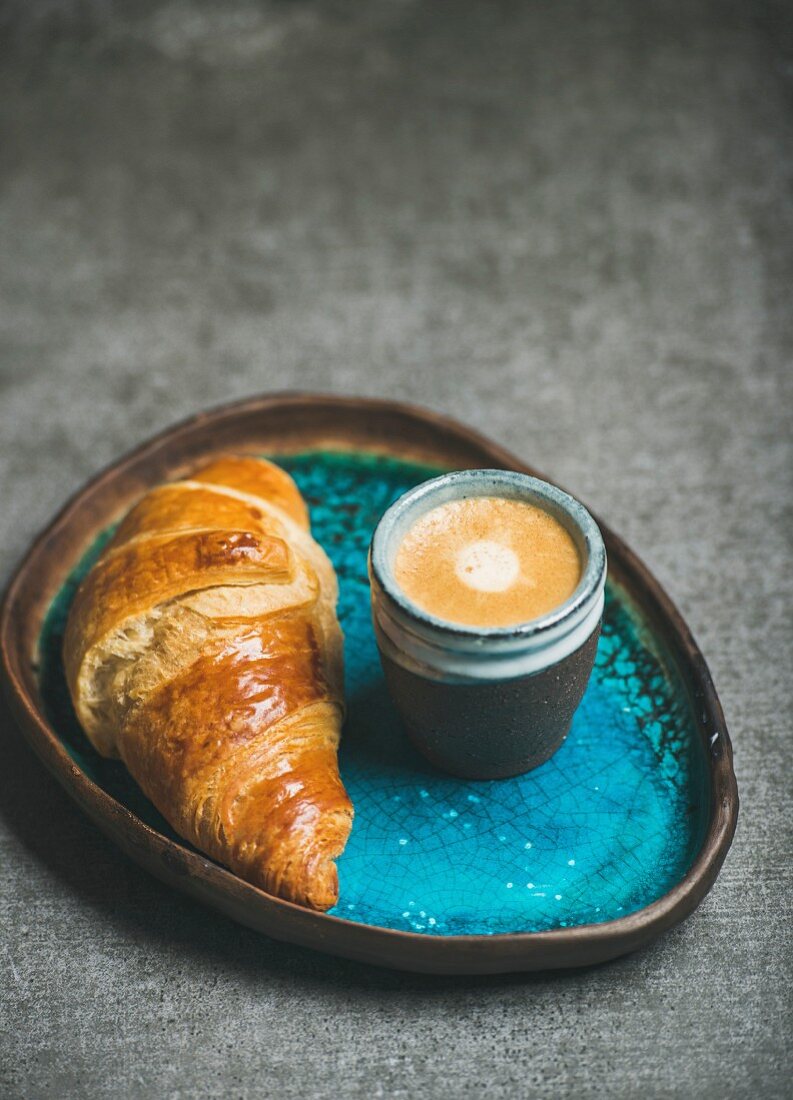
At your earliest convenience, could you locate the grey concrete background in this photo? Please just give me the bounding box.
[1,1,791,1097]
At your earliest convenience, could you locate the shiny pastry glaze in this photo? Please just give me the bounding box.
[62,455,352,911]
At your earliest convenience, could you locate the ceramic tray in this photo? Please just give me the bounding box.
[0,394,738,974]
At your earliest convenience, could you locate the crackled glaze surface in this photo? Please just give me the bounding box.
[38,451,709,936]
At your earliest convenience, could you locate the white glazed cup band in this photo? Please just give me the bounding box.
[372,587,605,681]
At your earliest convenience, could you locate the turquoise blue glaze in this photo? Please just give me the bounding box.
[38,451,709,936]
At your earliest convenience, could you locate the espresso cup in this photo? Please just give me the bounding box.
[368,470,607,780]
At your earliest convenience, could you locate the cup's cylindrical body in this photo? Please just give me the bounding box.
[375,621,601,780]
[369,470,607,780]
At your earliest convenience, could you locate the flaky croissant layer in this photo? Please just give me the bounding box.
[64,455,353,911]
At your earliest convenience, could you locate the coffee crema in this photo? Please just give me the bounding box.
[393,496,581,628]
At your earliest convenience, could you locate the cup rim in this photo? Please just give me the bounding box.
[369,468,607,643]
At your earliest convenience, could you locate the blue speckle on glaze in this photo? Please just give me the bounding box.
[38,450,709,937]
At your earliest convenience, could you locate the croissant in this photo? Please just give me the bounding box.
[63,455,353,911]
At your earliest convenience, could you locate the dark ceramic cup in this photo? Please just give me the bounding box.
[368,470,607,780]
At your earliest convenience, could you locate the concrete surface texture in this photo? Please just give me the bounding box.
[0,1,791,1097]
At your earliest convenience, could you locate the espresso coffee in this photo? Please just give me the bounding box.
[370,469,606,777]
[393,496,581,628]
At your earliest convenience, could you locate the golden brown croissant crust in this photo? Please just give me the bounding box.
[63,455,352,911]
